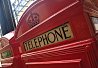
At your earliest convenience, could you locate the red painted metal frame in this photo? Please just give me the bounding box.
[0,0,98,68]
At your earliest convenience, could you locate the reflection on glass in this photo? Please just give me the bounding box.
[91,17,98,33]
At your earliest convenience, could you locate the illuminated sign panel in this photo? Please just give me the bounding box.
[24,23,73,51]
[1,50,12,59]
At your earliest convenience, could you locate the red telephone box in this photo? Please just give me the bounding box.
[0,0,98,68]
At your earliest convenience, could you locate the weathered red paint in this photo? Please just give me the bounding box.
[0,0,98,68]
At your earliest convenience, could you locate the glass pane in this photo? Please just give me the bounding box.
[91,17,98,33]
